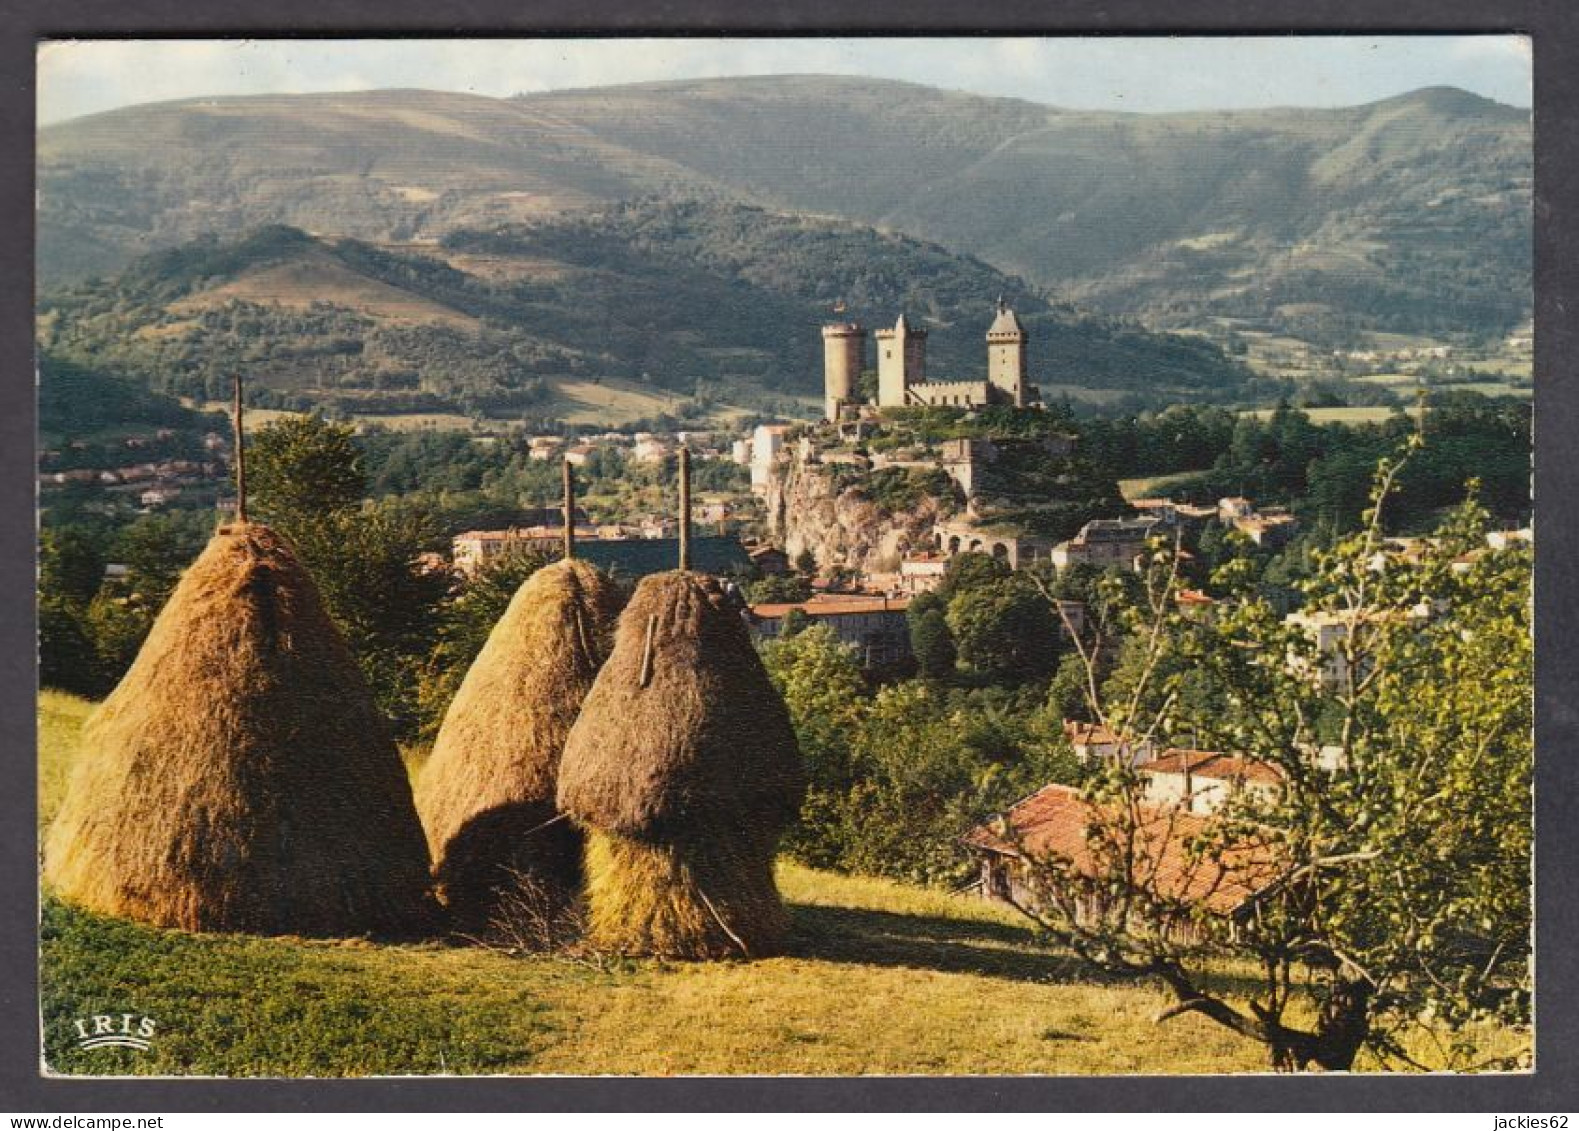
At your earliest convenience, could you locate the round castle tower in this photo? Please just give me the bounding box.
[822,322,866,422]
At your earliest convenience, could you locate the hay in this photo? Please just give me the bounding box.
[582,831,790,959]
[414,558,622,930]
[42,523,434,937]
[557,570,806,956]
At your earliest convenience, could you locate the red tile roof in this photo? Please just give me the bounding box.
[750,594,911,619]
[964,783,1282,915]
[1063,721,1122,746]
[1143,750,1284,787]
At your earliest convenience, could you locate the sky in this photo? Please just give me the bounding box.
[36,35,1531,127]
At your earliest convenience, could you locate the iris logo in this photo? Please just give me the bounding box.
[70,1013,157,1052]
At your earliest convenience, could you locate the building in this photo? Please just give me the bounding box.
[452,526,598,574]
[822,299,1042,419]
[748,544,791,576]
[577,536,752,580]
[939,434,1074,499]
[964,782,1279,933]
[1052,599,1087,641]
[1063,720,1156,766]
[139,486,182,508]
[751,424,791,494]
[1139,750,1282,815]
[1050,518,1160,571]
[746,593,913,668]
[631,435,671,464]
[899,553,949,593]
[933,519,1055,569]
[1230,511,1299,548]
[1285,609,1361,690]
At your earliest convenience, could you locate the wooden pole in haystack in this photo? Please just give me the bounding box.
[678,446,692,572]
[562,456,576,561]
[232,374,248,524]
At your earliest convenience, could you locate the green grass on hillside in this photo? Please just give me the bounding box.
[36,691,1526,1076]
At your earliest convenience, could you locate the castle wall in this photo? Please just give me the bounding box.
[907,380,994,408]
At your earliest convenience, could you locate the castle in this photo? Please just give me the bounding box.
[822,300,1042,421]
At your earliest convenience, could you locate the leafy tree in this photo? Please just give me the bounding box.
[935,551,1010,602]
[761,623,869,868]
[111,514,206,607]
[1005,458,1532,1071]
[946,577,1059,683]
[745,573,812,604]
[907,591,957,680]
[39,596,101,696]
[39,528,104,604]
[247,414,366,530]
[248,414,446,738]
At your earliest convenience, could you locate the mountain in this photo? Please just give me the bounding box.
[38,77,1531,339]
[36,204,1255,421]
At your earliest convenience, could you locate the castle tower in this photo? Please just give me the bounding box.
[986,297,1029,407]
[875,314,927,408]
[821,322,866,422]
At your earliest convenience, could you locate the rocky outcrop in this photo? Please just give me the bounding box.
[766,453,952,575]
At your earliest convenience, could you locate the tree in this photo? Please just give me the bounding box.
[761,623,868,868]
[946,577,1059,683]
[247,414,366,530]
[249,415,446,739]
[1005,458,1532,1072]
[936,551,1010,602]
[39,528,104,604]
[745,573,812,604]
[907,591,957,679]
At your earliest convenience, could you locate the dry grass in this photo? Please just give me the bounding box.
[43,523,432,937]
[583,831,790,959]
[415,559,622,929]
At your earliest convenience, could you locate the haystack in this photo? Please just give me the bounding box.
[557,570,806,958]
[43,522,434,936]
[414,558,622,931]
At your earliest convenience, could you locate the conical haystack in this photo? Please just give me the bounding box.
[414,558,622,930]
[557,570,806,958]
[43,523,434,936]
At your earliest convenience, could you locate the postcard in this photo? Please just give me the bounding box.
[33,35,1534,1080]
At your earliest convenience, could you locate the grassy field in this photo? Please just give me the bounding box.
[1117,470,1211,502]
[36,691,1525,1076]
[1241,405,1422,425]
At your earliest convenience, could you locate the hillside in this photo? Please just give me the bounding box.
[38,78,1531,339]
[39,690,1519,1075]
[38,205,1255,421]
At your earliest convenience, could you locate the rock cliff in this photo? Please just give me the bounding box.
[766,453,954,575]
